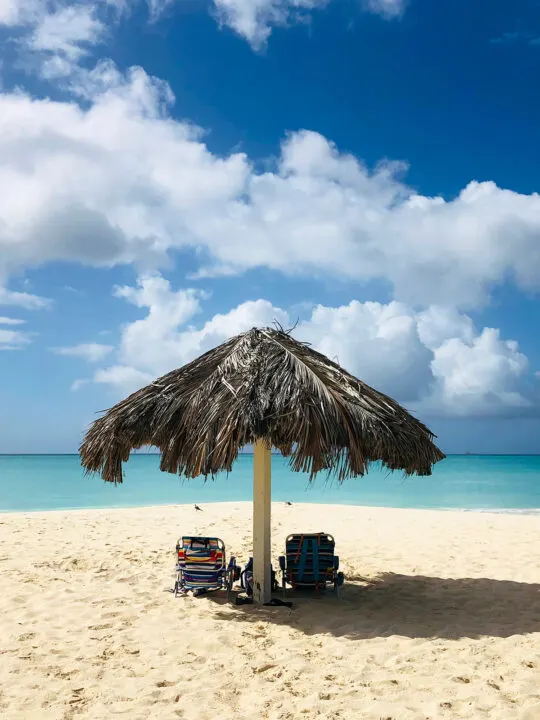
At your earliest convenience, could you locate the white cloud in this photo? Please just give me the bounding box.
[0,316,25,325]
[296,301,535,416]
[1,0,406,65]
[0,66,249,287]
[363,0,405,19]
[0,326,31,350]
[428,329,531,416]
[146,0,175,20]
[0,0,41,26]
[2,69,540,311]
[0,1,124,81]
[51,342,114,362]
[29,5,104,59]
[211,0,327,48]
[415,306,475,350]
[89,274,537,417]
[183,0,402,48]
[0,309,32,349]
[94,364,154,393]
[112,273,288,378]
[27,4,107,79]
[296,300,433,402]
[71,377,91,391]
[114,275,205,374]
[0,286,53,309]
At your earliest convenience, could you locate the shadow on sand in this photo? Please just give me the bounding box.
[209,573,540,640]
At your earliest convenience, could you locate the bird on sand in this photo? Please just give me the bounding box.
[286,501,292,506]
[194,504,203,511]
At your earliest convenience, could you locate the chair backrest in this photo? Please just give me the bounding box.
[176,537,226,576]
[285,533,335,586]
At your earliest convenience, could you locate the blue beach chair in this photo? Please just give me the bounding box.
[279,533,344,598]
[174,536,238,601]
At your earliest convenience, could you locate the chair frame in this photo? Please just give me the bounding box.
[174,536,237,602]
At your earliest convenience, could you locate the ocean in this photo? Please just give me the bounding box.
[1,454,540,513]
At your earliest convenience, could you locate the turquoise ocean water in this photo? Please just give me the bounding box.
[1,454,540,513]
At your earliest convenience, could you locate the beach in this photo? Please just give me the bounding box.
[1,502,540,719]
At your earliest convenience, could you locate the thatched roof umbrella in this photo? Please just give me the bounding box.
[80,326,445,603]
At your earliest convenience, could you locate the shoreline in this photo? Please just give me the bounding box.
[4,456,540,516]
[1,500,540,516]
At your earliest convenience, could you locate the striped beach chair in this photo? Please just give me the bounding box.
[174,537,238,601]
[278,533,344,598]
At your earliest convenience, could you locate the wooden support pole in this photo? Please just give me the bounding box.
[253,439,272,604]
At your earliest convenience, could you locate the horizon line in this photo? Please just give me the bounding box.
[1,453,540,457]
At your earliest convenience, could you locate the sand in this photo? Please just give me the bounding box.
[1,503,540,719]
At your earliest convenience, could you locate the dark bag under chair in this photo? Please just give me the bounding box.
[239,557,278,597]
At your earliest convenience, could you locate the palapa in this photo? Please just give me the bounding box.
[80,326,444,482]
[80,326,444,603]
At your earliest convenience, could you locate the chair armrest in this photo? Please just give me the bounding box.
[333,556,339,570]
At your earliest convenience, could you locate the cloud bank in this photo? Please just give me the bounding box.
[1,66,540,311]
[64,274,538,418]
[0,0,404,59]
[2,3,539,424]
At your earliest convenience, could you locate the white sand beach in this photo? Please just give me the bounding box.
[1,503,540,719]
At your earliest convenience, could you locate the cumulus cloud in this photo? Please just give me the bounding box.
[111,273,288,379]
[85,274,538,416]
[428,329,530,416]
[296,302,535,416]
[296,300,433,402]
[51,342,114,362]
[2,68,540,310]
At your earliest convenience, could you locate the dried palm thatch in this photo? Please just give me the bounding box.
[80,327,445,484]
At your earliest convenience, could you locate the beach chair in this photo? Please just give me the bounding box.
[278,533,344,598]
[174,536,238,601]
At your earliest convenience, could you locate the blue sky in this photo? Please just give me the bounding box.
[1,0,540,454]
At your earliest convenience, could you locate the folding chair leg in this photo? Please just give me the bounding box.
[334,572,344,598]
